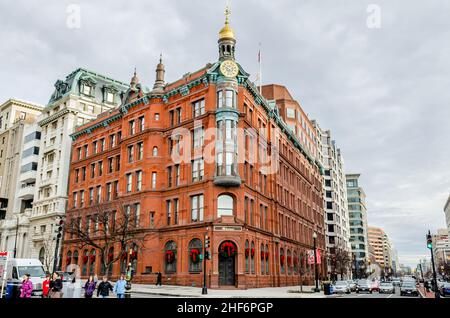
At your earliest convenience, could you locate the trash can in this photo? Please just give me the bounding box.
[323,282,332,295]
[5,282,20,299]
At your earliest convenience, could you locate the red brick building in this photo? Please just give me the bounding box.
[62,9,326,289]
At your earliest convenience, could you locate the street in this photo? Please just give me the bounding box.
[328,287,413,299]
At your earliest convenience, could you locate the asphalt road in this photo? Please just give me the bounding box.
[328,287,416,299]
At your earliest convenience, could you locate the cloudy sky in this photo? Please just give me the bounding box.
[1,0,449,267]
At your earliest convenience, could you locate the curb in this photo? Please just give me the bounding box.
[132,291,201,298]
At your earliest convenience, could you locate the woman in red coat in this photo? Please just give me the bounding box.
[42,274,51,298]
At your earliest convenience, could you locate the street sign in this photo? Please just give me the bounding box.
[0,251,9,298]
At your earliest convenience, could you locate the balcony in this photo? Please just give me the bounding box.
[214,175,241,187]
[18,184,35,199]
[20,170,37,183]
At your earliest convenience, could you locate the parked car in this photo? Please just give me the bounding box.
[440,282,450,297]
[400,282,419,297]
[356,280,372,293]
[333,281,351,294]
[379,282,395,294]
[371,280,380,292]
[347,280,357,292]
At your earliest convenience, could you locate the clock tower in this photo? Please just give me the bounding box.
[218,6,236,61]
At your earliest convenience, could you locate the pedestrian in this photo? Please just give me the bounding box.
[94,274,98,284]
[113,274,127,299]
[19,274,33,298]
[97,276,113,298]
[42,273,51,298]
[84,275,97,298]
[156,272,162,286]
[49,272,63,298]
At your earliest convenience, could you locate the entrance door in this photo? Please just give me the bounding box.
[219,254,236,286]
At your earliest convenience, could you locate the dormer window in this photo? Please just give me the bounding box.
[106,91,114,103]
[82,84,92,96]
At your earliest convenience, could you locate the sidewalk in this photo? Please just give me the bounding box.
[131,284,326,298]
[418,284,435,298]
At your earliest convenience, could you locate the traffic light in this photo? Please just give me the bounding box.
[426,232,433,249]
[55,218,64,240]
[205,235,210,249]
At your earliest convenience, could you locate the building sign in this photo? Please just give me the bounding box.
[213,226,242,232]
[307,249,321,265]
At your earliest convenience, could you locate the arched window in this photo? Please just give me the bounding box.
[38,247,45,265]
[265,245,269,275]
[89,249,96,275]
[245,240,249,273]
[152,146,158,157]
[280,248,285,274]
[66,251,72,268]
[287,250,292,275]
[130,244,138,273]
[251,241,255,274]
[73,250,79,266]
[164,241,177,274]
[82,250,88,276]
[188,239,203,273]
[217,194,234,217]
[260,244,265,275]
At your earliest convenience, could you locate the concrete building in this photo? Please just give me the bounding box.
[444,195,450,237]
[62,8,327,289]
[313,122,351,279]
[346,174,369,266]
[432,229,450,271]
[0,99,43,257]
[28,68,129,269]
[368,226,393,272]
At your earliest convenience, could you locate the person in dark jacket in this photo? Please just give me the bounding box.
[97,276,113,298]
[84,275,97,298]
[156,272,162,286]
[49,272,63,298]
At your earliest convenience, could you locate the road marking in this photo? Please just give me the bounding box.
[388,294,393,298]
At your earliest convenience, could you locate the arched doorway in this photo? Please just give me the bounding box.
[218,241,237,286]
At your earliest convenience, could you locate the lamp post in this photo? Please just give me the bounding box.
[202,234,210,295]
[313,232,319,292]
[13,216,19,258]
[426,230,440,299]
[125,248,133,298]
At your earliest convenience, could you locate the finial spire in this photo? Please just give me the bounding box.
[152,55,165,93]
[225,6,231,24]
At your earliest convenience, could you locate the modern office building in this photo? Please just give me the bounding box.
[346,174,369,265]
[313,122,351,279]
[444,195,450,237]
[28,68,129,269]
[368,226,393,270]
[0,99,43,257]
[62,8,327,289]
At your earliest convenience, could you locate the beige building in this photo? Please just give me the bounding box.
[368,226,393,270]
[432,229,450,269]
[0,99,43,257]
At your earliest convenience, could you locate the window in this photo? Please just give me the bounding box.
[217,194,234,217]
[176,108,182,124]
[154,113,160,121]
[73,192,78,208]
[129,120,135,135]
[96,186,102,203]
[109,134,116,148]
[106,91,114,103]
[193,127,204,148]
[93,141,98,154]
[169,110,174,127]
[108,157,113,173]
[127,145,134,163]
[193,99,205,118]
[136,171,142,191]
[192,158,204,182]
[245,240,249,273]
[225,90,235,108]
[134,203,141,228]
[100,138,105,152]
[166,200,172,225]
[217,90,223,108]
[167,167,173,188]
[89,188,94,205]
[106,183,112,201]
[126,173,132,193]
[188,239,203,273]
[173,199,179,225]
[152,147,158,157]
[82,84,91,96]
[90,163,95,178]
[152,172,157,189]
[286,108,296,119]
[98,161,103,176]
[149,211,155,227]
[175,165,180,186]
[80,190,85,207]
[191,194,204,222]
[164,241,177,273]
[137,142,143,160]
[138,116,145,132]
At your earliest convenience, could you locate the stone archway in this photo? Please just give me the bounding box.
[218,241,237,286]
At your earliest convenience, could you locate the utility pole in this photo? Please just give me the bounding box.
[202,235,210,295]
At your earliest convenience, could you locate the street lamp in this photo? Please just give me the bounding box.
[312,232,319,292]
[426,230,440,299]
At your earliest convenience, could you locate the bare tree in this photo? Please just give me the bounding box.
[64,199,145,277]
[41,234,56,272]
[329,248,352,280]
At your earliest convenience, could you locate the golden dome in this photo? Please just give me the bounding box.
[219,6,235,40]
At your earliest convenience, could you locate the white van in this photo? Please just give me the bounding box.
[1,259,46,298]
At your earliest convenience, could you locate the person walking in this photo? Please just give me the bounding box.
[84,275,97,298]
[156,272,162,286]
[49,272,63,298]
[97,276,113,298]
[19,274,33,298]
[113,275,127,299]
[42,273,51,298]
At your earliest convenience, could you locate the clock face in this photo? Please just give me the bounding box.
[220,60,239,78]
